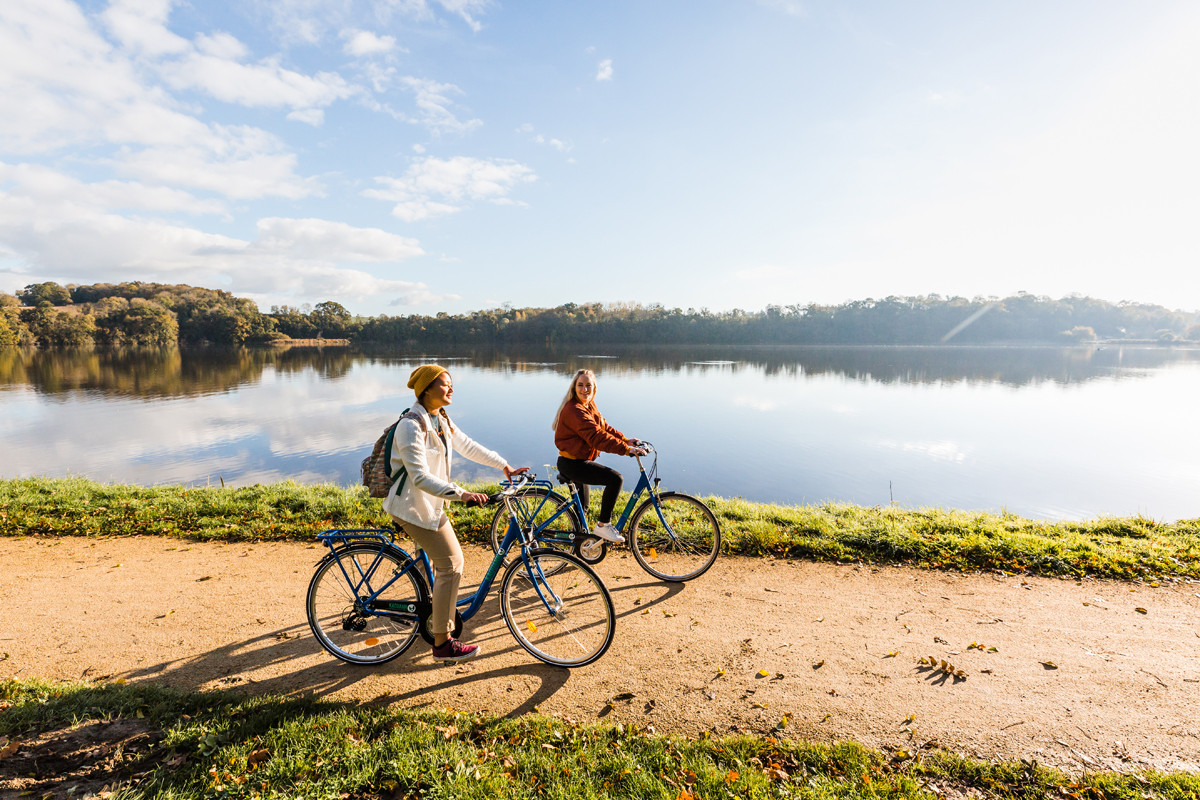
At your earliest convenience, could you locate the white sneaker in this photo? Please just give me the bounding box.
[593,522,625,544]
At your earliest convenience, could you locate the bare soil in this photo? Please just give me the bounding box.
[2,536,1199,777]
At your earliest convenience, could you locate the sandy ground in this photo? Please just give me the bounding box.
[2,536,1199,775]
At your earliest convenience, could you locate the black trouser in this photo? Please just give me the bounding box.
[556,456,623,524]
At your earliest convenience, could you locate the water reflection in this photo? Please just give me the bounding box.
[4,344,1199,398]
[2,344,1198,522]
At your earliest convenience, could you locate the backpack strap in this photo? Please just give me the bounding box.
[383,408,427,492]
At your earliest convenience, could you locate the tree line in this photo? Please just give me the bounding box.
[3,281,1199,348]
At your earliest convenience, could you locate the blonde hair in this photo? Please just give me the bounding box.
[551,369,597,432]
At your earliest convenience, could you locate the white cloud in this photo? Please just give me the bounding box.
[397,76,482,135]
[101,0,189,56]
[0,161,226,216]
[596,58,613,81]
[365,156,536,222]
[342,29,398,57]
[521,124,571,153]
[238,263,456,308]
[256,0,492,43]
[252,218,423,262]
[112,124,319,200]
[159,49,356,116]
[287,108,325,125]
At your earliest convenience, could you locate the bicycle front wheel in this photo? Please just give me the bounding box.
[628,492,722,582]
[500,548,615,668]
[307,544,427,665]
[489,488,583,568]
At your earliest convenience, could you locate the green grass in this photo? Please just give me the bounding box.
[2,679,1196,799]
[3,477,1199,581]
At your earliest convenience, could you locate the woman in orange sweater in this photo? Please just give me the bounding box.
[552,369,647,543]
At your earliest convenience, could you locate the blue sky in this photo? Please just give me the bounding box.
[2,0,1198,317]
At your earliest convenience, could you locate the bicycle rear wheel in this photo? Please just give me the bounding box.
[628,492,721,582]
[489,488,583,568]
[307,543,427,665]
[499,548,615,668]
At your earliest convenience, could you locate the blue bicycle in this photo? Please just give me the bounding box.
[488,443,721,582]
[306,481,616,668]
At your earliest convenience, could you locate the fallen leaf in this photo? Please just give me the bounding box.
[884,650,899,658]
[197,575,213,582]
[764,588,779,593]
[0,740,17,759]
[821,713,831,722]
[525,620,538,633]
[633,597,642,605]
[812,661,824,669]
[649,548,658,560]
[758,669,770,677]
[751,701,768,709]
[1041,661,1058,670]
[1135,607,1148,614]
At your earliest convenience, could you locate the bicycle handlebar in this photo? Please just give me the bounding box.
[488,470,536,504]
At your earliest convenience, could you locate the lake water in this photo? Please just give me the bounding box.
[2,344,1198,522]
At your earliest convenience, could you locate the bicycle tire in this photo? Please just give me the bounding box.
[628,492,722,582]
[307,543,427,665]
[489,487,584,568]
[499,548,615,668]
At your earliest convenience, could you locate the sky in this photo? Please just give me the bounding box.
[2,0,1199,318]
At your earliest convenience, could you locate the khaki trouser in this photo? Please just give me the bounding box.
[392,515,462,636]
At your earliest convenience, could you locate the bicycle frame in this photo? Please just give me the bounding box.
[317,516,567,625]
[507,455,660,543]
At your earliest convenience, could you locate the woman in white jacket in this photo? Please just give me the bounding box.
[383,364,526,663]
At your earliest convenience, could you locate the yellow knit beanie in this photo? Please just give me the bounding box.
[407,364,448,399]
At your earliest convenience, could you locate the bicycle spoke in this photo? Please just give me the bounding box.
[630,493,721,582]
[500,550,614,667]
[307,544,425,665]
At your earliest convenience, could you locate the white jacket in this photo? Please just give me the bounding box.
[382,401,509,529]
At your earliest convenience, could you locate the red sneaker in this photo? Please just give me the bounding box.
[431,638,480,663]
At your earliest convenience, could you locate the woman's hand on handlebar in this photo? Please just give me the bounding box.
[503,465,529,481]
[461,491,491,506]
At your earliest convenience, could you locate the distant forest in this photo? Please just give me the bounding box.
[3,280,1200,348]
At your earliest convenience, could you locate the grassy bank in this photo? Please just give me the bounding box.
[2,679,1196,800]
[2,477,1198,581]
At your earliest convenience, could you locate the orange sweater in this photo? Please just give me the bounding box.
[555,400,629,461]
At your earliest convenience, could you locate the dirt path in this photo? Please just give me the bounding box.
[3,536,1199,774]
